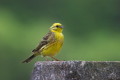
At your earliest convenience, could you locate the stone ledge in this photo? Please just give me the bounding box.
[31,61,120,80]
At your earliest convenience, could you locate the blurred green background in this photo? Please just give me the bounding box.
[0,0,120,80]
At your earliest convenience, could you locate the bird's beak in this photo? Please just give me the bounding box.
[60,26,64,28]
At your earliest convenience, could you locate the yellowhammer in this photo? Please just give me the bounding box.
[22,23,64,63]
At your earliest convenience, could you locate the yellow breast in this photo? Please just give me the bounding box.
[41,32,64,56]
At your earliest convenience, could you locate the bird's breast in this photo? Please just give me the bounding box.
[41,32,64,56]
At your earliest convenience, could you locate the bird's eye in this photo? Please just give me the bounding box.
[56,25,59,27]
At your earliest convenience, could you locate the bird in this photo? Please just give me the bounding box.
[22,23,64,63]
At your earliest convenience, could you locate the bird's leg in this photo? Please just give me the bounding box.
[43,57,49,61]
[50,56,60,61]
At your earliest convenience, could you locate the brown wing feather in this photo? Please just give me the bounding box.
[32,31,55,53]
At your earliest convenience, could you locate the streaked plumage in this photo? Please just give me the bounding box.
[22,23,64,63]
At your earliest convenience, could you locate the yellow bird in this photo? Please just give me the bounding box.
[22,23,64,63]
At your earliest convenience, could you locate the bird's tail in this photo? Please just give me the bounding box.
[22,54,36,63]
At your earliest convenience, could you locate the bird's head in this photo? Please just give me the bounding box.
[50,23,63,33]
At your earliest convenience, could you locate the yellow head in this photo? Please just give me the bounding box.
[50,23,63,33]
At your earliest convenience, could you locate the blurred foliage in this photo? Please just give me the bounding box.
[0,0,120,80]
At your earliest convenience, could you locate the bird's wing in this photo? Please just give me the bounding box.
[32,31,55,53]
